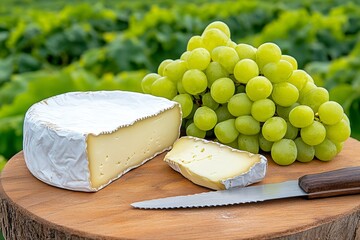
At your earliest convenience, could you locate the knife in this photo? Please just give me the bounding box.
[131,166,360,209]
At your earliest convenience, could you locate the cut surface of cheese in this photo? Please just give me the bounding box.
[87,106,179,189]
[23,91,181,192]
[164,136,267,190]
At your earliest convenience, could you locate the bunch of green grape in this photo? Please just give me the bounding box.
[141,21,351,165]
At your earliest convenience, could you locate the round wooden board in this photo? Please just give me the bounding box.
[0,138,360,240]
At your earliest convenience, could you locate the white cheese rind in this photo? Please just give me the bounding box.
[23,90,181,192]
[164,136,267,190]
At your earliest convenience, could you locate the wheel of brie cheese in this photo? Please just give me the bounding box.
[23,91,182,192]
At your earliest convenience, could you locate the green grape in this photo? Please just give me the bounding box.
[233,59,259,84]
[204,21,231,38]
[256,42,282,71]
[186,122,206,138]
[229,74,237,82]
[251,99,276,122]
[318,101,344,125]
[141,73,161,94]
[281,55,298,70]
[186,103,199,120]
[211,46,239,73]
[236,84,246,94]
[151,76,177,100]
[325,119,351,142]
[300,87,329,113]
[182,69,208,95]
[205,61,229,87]
[343,113,350,125]
[163,60,187,82]
[298,81,316,100]
[225,139,238,149]
[172,94,193,118]
[276,103,299,120]
[294,137,314,162]
[259,133,273,152]
[271,82,299,107]
[287,70,312,91]
[284,121,299,140]
[202,92,219,110]
[215,104,233,122]
[238,134,259,154]
[235,43,256,61]
[214,119,239,144]
[289,105,314,128]
[185,119,193,129]
[234,115,261,135]
[211,47,221,62]
[334,141,344,153]
[227,41,237,48]
[177,80,186,94]
[186,48,211,70]
[271,139,297,165]
[314,138,337,161]
[158,59,173,76]
[299,82,323,102]
[202,28,229,52]
[262,60,293,83]
[227,93,253,117]
[187,35,204,51]
[180,51,191,61]
[193,106,217,131]
[245,76,273,101]
[210,77,235,104]
[262,117,287,142]
[300,121,326,145]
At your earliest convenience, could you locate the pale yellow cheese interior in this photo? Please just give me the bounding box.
[87,106,181,189]
[164,137,261,190]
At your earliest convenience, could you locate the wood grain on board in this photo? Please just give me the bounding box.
[0,138,359,240]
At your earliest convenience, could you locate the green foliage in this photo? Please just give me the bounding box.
[77,1,280,75]
[0,156,6,173]
[306,41,360,140]
[0,3,130,87]
[246,4,359,68]
[1,0,360,165]
[0,116,23,161]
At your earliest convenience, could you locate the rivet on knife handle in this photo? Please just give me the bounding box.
[298,166,360,199]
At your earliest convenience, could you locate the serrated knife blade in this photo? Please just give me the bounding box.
[131,180,306,209]
[131,167,360,209]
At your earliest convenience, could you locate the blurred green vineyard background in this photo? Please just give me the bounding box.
[1,0,360,168]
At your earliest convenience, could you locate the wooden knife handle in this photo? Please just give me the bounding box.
[298,166,360,199]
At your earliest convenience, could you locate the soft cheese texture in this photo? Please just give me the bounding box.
[164,136,267,190]
[87,107,179,189]
[23,91,181,192]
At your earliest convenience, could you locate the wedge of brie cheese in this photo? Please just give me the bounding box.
[23,91,181,192]
[164,136,267,190]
